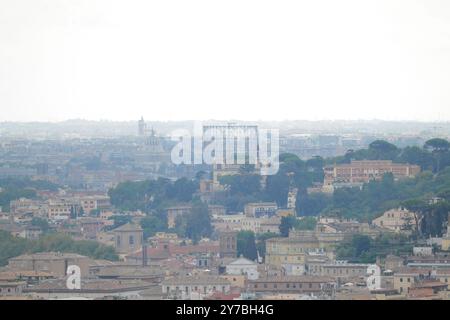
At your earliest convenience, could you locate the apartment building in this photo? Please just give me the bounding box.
[161,276,231,300]
[244,202,278,218]
[324,160,420,189]
[246,276,335,295]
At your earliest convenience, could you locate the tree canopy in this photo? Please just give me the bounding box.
[0,231,118,266]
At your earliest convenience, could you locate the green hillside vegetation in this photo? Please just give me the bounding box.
[0,178,60,211]
[0,231,118,266]
[107,138,450,240]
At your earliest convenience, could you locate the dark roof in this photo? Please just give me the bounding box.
[112,223,143,232]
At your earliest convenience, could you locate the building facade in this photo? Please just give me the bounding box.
[113,223,144,254]
[324,160,420,189]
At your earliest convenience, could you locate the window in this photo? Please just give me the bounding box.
[129,235,134,245]
[400,278,403,282]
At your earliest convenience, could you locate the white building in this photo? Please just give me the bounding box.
[161,276,231,300]
[244,202,278,218]
[225,256,259,280]
[413,246,433,256]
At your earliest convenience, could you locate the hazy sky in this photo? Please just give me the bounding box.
[1,0,450,122]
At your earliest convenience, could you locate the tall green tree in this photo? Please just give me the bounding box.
[237,231,258,261]
[279,216,296,237]
[185,201,213,242]
[424,138,450,173]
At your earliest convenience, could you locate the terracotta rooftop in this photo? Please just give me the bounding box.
[9,252,88,261]
[23,279,154,293]
[112,223,143,232]
[248,276,335,283]
[127,242,220,260]
[162,276,231,286]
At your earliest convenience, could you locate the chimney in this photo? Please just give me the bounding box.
[142,244,148,267]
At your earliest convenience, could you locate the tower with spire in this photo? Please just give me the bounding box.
[138,116,147,137]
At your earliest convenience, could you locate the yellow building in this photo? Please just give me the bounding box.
[442,237,450,251]
[394,270,450,294]
[265,234,322,267]
[276,209,295,218]
[441,214,450,251]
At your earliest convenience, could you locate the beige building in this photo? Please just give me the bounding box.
[241,216,281,234]
[265,234,324,268]
[213,214,281,235]
[47,199,79,221]
[220,274,246,288]
[0,281,26,297]
[208,205,226,216]
[78,195,111,215]
[166,205,192,229]
[10,198,46,217]
[276,208,296,218]
[113,223,144,254]
[393,269,450,295]
[161,276,231,300]
[7,252,90,277]
[247,276,335,295]
[441,213,450,251]
[372,208,416,233]
[316,261,370,280]
[384,255,405,272]
[219,229,237,259]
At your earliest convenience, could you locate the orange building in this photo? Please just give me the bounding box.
[324,160,420,187]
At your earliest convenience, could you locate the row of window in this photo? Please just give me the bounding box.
[167,286,227,294]
[0,287,21,294]
[253,283,314,289]
[116,235,143,246]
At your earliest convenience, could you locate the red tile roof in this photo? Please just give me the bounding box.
[127,242,220,259]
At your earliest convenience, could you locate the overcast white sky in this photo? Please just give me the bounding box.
[1,0,450,122]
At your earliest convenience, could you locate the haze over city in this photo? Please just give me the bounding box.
[3,0,450,306]
[1,0,450,122]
